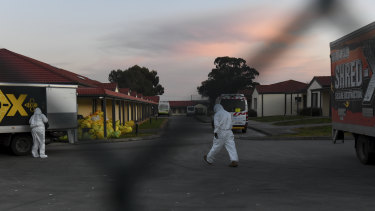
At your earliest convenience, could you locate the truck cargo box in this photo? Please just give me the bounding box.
[0,83,77,133]
[0,83,77,155]
[330,22,375,164]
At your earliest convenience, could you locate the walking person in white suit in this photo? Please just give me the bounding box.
[204,104,239,167]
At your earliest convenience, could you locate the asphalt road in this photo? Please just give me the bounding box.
[1,116,375,211]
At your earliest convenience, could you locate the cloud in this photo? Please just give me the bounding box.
[96,2,338,96]
[100,7,281,57]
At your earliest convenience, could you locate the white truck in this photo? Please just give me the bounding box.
[0,83,78,155]
[216,94,248,133]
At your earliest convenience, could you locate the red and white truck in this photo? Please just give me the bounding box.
[331,22,375,164]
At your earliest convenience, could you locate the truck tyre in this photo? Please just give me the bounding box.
[10,134,33,156]
[355,135,375,164]
[242,127,247,133]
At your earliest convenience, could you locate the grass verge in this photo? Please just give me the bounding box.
[119,118,167,138]
[273,117,331,126]
[283,125,332,137]
[139,118,167,130]
[249,115,307,122]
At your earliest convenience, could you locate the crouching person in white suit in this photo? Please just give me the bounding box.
[204,104,239,167]
[29,108,48,158]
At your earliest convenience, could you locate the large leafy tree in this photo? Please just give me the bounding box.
[197,56,259,104]
[108,65,164,96]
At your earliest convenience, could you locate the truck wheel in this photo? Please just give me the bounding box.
[10,134,33,156]
[242,127,247,133]
[355,135,375,164]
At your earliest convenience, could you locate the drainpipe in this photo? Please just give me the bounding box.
[290,93,292,115]
[284,94,287,115]
[112,99,116,131]
[261,94,264,117]
[102,97,107,138]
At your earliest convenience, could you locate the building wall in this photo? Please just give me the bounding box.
[322,92,330,116]
[263,94,285,116]
[77,98,92,117]
[252,89,263,116]
[307,80,322,108]
[77,96,152,124]
[307,79,331,116]
[252,90,304,117]
[285,93,304,115]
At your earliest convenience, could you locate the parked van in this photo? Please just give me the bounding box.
[186,106,195,116]
[158,101,170,116]
[216,94,248,133]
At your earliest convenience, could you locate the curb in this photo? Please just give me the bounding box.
[247,125,272,136]
[71,134,163,145]
[238,136,334,141]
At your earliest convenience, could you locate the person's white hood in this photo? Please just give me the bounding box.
[34,108,42,115]
[29,108,47,128]
[214,104,224,113]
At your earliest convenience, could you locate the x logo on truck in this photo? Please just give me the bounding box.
[0,90,29,123]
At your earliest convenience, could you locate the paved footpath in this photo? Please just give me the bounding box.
[247,120,332,136]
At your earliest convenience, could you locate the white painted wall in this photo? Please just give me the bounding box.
[253,87,305,117]
[322,92,330,116]
[252,89,260,116]
[285,93,304,115]
[307,80,322,107]
[263,94,285,116]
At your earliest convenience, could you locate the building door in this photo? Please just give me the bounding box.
[312,93,318,108]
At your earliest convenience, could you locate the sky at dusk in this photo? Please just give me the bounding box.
[1,0,375,100]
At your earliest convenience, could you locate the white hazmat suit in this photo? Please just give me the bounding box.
[206,104,239,166]
[29,108,48,158]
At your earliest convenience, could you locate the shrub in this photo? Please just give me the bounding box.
[248,109,257,117]
[299,107,322,116]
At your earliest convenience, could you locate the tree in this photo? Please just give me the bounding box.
[108,65,164,96]
[197,56,259,105]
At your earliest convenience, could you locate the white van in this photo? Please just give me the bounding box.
[158,101,170,116]
[186,106,195,116]
[216,94,248,133]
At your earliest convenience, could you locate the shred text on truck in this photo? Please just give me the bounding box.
[0,83,78,155]
[216,94,248,133]
[331,22,375,164]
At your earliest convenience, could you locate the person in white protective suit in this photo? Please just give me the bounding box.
[29,108,48,158]
[204,104,239,167]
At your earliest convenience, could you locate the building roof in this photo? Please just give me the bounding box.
[238,88,254,97]
[311,76,331,87]
[77,87,157,104]
[99,82,118,91]
[144,96,160,103]
[130,91,137,97]
[256,80,308,94]
[169,101,195,107]
[119,88,130,95]
[0,48,156,105]
[0,48,101,87]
